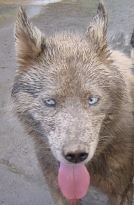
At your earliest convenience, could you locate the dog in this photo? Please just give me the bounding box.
[11,2,134,205]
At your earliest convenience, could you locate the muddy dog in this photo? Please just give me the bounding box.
[11,2,134,205]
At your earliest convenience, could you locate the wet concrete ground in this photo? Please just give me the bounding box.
[0,0,134,205]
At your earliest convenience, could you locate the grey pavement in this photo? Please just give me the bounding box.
[0,0,134,205]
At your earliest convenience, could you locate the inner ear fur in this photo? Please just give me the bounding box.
[86,2,110,59]
[15,7,45,67]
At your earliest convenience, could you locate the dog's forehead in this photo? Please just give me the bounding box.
[44,33,96,76]
[40,57,106,98]
[41,51,105,88]
[38,33,119,95]
[47,32,93,59]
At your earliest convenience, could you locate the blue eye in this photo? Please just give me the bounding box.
[44,99,56,107]
[88,97,99,105]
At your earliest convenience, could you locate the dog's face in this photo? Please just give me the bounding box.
[12,3,126,164]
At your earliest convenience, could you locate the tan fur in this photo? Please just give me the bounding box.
[12,2,134,205]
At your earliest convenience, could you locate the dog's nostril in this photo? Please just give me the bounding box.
[66,153,74,161]
[79,153,88,160]
[64,152,88,163]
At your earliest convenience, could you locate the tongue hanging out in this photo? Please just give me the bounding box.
[58,163,90,200]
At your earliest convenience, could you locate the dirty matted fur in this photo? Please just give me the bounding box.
[11,2,134,205]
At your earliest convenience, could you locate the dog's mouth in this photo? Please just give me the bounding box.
[58,162,90,200]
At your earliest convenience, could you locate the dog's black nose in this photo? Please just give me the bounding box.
[64,151,88,163]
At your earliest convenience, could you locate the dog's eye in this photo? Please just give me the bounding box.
[88,97,99,105]
[44,99,56,107]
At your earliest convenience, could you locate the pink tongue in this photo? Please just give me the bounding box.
[58,163,90,199]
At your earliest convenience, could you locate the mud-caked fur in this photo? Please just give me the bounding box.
[12,2,134,205]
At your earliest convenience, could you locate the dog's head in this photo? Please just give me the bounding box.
[12,3,127,165]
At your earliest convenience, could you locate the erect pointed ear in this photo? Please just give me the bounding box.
[15,7,45,67]
[86,2,109,58]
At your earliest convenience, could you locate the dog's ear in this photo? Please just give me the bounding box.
[15,7,45,67]
[86,2,109,58]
